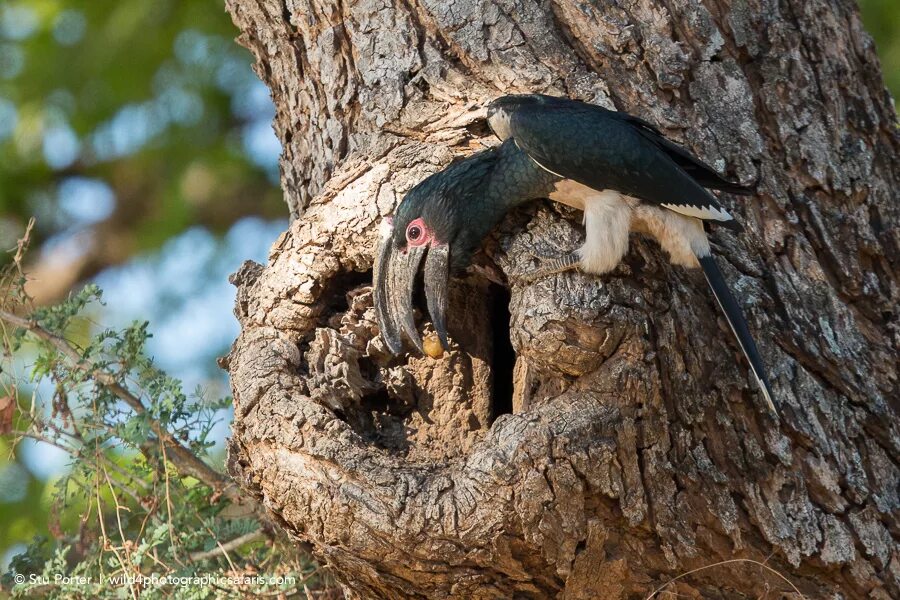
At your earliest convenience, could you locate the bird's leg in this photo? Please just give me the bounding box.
[514,250,581,283]
[513,192,631,283]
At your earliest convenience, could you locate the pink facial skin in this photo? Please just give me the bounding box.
[405,217,435,248]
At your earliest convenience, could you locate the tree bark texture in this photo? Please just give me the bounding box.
[223,0,899,597]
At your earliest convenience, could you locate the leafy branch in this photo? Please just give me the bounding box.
[0,223,334,598]
[0,308,250,510]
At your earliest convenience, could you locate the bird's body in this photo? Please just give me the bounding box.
[375,93,777,415]
[487,94,747,274]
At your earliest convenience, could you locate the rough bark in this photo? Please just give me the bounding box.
[222,0,899,597]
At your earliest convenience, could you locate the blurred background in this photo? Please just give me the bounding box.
[0,0,897,574]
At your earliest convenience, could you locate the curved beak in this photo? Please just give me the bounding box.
[423,243,450,352]
[373,219,451,355]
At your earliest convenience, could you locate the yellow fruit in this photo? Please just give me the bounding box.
[423,334,445,358]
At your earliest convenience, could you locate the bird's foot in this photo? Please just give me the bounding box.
[514,251,581,283]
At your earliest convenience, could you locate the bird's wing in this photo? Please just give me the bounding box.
[505,98,741,227]
[616,113,754,196]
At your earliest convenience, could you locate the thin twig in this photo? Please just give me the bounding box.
[188,529,266,562]
[19,416,150,492]
[12,218,34,268]
[12,430,146,507]
[102,467,135,573]
[159,435,187,568]
[95,467,139,600]
[644,558,807,600]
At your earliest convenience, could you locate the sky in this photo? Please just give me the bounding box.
[0,1,288,569]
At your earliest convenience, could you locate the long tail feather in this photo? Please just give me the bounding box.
[698,254,777,416]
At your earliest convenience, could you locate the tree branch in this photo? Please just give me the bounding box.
[0,308,256,512]
[188,529,266,562]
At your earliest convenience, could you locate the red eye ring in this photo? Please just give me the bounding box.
[405,218,429,246]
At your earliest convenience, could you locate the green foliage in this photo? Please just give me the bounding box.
[0,263,332,597]
[860,0,900,99]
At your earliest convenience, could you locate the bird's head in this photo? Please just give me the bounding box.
[374,150,498,355]
[487,94,555,140]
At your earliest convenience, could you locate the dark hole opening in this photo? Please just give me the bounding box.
[357,387,410,452]
[489,283,515,421]
[323,269,373,318]
[361,387,392,415]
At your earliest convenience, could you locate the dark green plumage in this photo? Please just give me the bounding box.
[391,139,557,269]
[490,94,751,229]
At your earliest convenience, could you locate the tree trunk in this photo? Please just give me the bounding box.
[222,0,899,597]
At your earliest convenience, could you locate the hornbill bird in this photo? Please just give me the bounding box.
[374,94,777,415]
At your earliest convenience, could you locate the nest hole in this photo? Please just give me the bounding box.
[489,283,515,421]
[323,269,373,321]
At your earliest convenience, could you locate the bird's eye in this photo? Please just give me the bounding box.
[407,226,421,241]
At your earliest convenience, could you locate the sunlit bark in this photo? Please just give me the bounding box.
[224,0,899,597]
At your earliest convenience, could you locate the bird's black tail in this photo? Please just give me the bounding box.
[698,254,777,416]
